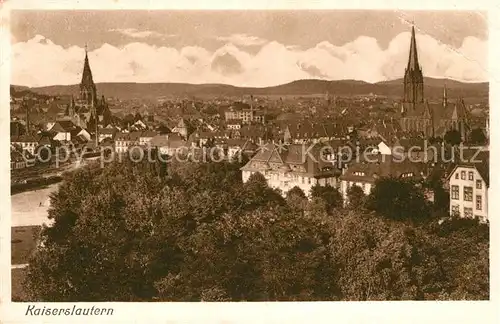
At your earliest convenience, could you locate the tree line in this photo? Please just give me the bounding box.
[24,157,489,301]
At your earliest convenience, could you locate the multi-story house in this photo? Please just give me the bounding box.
[115,131,141,153]
[10,134,38,155]
[339,155,425,204]
[447,162,489,222]
[150,134,189,156]
[224,102,266,124]
[241,143,339,196]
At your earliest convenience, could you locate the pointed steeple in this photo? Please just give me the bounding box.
[79,45,97,107]
[407,25,420,71]
[403,24,424,104]
[81,45,94,86]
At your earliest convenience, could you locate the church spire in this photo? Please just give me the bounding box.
[81,44,94,86]
[79,45,97,107]
[403,24,424,104]
[407,25,420,71]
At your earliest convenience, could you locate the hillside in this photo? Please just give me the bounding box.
[14,77,488,100]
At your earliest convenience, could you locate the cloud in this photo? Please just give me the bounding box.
[216,33,268,46]
[11,32,487,87]
[109,28,169,39]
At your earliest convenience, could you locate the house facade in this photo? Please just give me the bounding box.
[339,156,425,204]
[241,143,339,196]
[448,164,489,222]
[10,135,38,155]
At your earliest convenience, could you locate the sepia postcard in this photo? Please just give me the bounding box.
[0,1,498,323]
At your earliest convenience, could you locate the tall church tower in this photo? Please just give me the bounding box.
[79,45,99,146]
[403,26,424,105]
[80,45,97,108]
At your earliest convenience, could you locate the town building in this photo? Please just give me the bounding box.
[447,154,489,222]
[339,155,425,203]
[226,139,258,161]
[150,134,189,156]
[224,102,266,124]
[10,134,38,155]
[282,120,349,144]
[240,143,340,196]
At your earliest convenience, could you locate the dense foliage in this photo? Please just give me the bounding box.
[444,129,462,146]
[25,159,489,301]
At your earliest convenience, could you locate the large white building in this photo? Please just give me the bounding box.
[447,162,489,222]
[240,143,339,196]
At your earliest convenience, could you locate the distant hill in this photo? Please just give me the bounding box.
[13,77,488,100]
[10,85,52,100]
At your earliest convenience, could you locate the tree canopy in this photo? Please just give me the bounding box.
[24,158,488,301]
[444,129,462,146]
[366,177,431,222]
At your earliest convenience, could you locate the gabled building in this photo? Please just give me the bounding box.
[150,134,189,156]
[241,143,340,196]
[447,152,489,222]
[226,138,258,161]
[48,120,78,141]
[171,118,192,139]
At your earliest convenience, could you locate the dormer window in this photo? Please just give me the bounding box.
[353,171,365,176]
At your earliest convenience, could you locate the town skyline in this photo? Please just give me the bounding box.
[11,10,487,88]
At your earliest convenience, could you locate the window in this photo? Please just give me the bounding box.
[464,207,473,218]
[307,177,311,184]
[451,205,460,216]
[476,195,482,210]
[476,179,482,189]
[451,185,459,200]
[402,172,414,178]
[468,171,474,181]
[461,171,466,180]
[464,186,473,202]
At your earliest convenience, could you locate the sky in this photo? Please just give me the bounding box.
[10,10,488,87]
